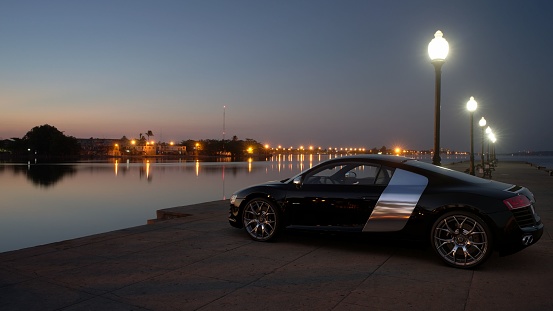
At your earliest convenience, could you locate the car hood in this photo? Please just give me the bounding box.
[233,180,287,196]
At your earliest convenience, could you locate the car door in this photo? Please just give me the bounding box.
[286,161,394,229]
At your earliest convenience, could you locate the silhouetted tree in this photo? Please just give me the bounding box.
[23,124,81,156]
[226,138,245,158]
[1,138,25,154]
[145,130,154,141]
[179,136,264,158]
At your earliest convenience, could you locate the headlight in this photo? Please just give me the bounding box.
[230,194,237,205]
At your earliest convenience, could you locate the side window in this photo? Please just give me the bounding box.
[375,166,394,185]
[303,162,392,185]
[350,164,380,185]
[304,163,345,185]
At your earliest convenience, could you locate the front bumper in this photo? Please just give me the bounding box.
[228,195,244,228]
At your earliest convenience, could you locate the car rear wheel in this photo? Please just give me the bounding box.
[242,198,280,241]
[431,211,492,268]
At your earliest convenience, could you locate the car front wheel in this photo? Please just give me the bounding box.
[431,211,493,268]
[242,198,280,241]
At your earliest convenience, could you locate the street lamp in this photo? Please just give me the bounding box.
[466,96,477,175]
[428,30,449,166]
[485,126,492,163]
[479,117,487,172]
[489,133,497,163]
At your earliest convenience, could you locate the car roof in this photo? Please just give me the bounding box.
[323,155,494,185]
[327,154,412,164]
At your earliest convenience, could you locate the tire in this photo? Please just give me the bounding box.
[242,198,280,241]
[431,211,493,268]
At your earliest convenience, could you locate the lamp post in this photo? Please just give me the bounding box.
[222,105,226,152]
[485,126,492,163]
[428,30,449,166]
[479,117,486,172]
[466,96,477,175]
[489,133,497,163]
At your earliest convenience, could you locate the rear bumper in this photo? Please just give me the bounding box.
[487,205,544,256]
[498,222,544,256]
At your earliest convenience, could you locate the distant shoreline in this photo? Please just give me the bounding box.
[0,153,270,162]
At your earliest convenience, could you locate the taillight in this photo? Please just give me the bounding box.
[503,195,531,210]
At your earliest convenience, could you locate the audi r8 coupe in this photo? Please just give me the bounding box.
[228,155,543,268]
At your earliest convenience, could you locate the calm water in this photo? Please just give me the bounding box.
[0,154,327,252]
[1,153,550,253]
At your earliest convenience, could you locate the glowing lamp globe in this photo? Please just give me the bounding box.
[467,96,477,112]
[479,117,487,127]
[428,30,449,61]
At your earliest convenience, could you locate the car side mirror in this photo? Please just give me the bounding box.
[293,176,302,188]
[345,171,357,178]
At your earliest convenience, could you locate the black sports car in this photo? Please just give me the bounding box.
[228,155,543,268]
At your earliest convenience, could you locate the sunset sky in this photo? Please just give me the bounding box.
[1,1,552,152]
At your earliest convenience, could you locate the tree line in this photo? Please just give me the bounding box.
[1,124,80,157]
[0,124,398,158]
[0,124,265,158]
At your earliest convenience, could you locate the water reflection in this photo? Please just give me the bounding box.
[8,164,77,188]
[141,160,152,181]
[1,157,313,251]
[2,154,472,189]
[1,154,472,191]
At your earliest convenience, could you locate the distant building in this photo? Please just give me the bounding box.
[158,144,187,155]
[77,138,119,156]
[77,138,186,157]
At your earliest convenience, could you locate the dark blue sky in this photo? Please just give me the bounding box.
[1,1,552,152]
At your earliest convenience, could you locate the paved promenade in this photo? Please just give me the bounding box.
[1,161,552,310]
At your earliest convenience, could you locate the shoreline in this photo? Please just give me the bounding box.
[0,154,271,163]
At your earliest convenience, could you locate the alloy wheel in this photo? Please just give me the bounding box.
[432,211,491,268]
[242,198,279,241]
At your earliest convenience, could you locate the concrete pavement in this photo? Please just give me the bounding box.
[1,161,552,310]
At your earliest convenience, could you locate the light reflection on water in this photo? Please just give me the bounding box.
[0,156,324,252]
[0,154,471,252]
